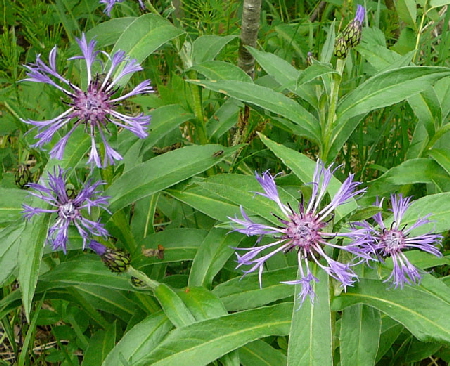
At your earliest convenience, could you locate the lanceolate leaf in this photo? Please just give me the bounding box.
[340,305,381,366]
[0,222,25,286]
[109,14,185,85]
[7,186,32,214]
[336,67,450,124]
[188,229,243,288]
[287,267,332,366]
[102,312,173,366]
[332,279,450,343]
[134,303,293,366]
[364,158,450,200]
[154,283,196,327]
[189,79,320,142]
[18,213,51,321]
[330,67,450,160]
[213,268,295,311]
[192,35,238,65]
[106,145,240,212]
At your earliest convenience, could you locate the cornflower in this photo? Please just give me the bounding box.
[22,167,110,253]
[21,34,153,167]
[230,161,367,305]
[350,194,442,288]
[100,0,145,15]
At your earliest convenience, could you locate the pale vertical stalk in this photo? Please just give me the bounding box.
[234,0,262,149]
[172,0,185,25]
[237,0,262,77]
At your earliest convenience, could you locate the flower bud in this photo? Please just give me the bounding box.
[90,240,131,273]
[334,5,365,58]
[15,164,32,189]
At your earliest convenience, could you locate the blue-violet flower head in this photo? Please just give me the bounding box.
[22,167,110,253]
[350,194,442,288]
[21,33,153,167]
[229,161,367,305]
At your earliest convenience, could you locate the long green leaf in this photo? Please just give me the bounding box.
[18,213,50,321]
[39,257,136,291]
[340,305,381,366]
[167,184,240,221]
[332,278,450,342]
[141,104,194,155]
[0,189,28,224]
[189,80,320,142]
[134,303,293,366]
[106,145,240,212]
[287,267,332,366]
[154,284,196,327]
[240,340,287,366]
[86,18,136,47]
[336,66,450,123]
[364,158,450,200]
[246,47,317,108]
[102,312,173,366]
[331,67,450,159]
[213,267,295,311]
[192,61,252,81]
[192,35,237,64]
[110,14,185,85]
[0,222,25,286]
[188,229,242,288]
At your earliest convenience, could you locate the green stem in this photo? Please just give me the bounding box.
[321,58,345,162]
[187,70,208,145]
[423,123,450,154]
[413,2,429,63]
[127,266,160,290]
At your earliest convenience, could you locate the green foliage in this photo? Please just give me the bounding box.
[3,0,450,365]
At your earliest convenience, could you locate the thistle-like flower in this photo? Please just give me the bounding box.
[230,161,367,305]
[22,167,110,253]
[350,194,442,288]
[21,34,153,167]
[100,0,145,16]
[89,240,131,273]
[334,5,365,58]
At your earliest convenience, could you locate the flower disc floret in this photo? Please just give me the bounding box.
[21,33,153,167]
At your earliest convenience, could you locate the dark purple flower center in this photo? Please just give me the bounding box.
[285,213,325,248]
[71,78,113,126]
[59,202,79,220]
[380,229,405,254]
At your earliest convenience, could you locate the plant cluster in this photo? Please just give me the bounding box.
[1,0,450,365]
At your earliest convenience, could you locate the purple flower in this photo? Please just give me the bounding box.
[100,0,145,16]
[21,34,153,167]
[355,4,365,24]
[230,161,367,305]
[350,194,442,288]
[89,240,108,256]
[22,167,110,253]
